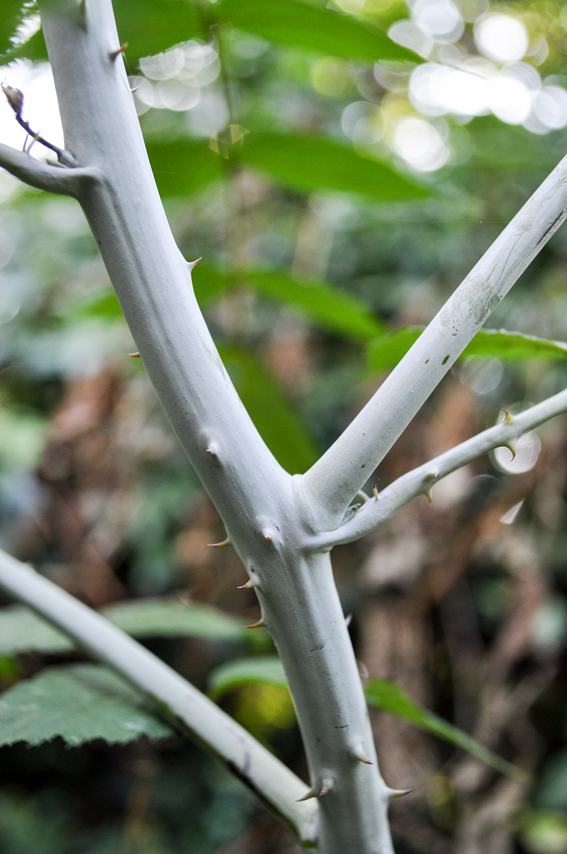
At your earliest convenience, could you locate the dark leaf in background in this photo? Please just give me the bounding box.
[147,138,224,198]
[0,664,175,747]
[0,0,29,63]
[219,345,318,473]
[239,132,430,201]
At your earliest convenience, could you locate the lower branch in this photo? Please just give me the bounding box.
[0,549,318,847]
[311,387,567,549]
[0,142,96,196]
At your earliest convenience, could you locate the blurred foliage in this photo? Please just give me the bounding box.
[1,0,567,850]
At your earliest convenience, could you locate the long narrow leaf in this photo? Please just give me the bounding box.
[367,327,567,375]
[240,131,430,201]
[217,0,418,63]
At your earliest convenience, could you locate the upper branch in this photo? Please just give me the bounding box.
[300,153,567,530]
[309,387,567,550]
[0,142,97,196]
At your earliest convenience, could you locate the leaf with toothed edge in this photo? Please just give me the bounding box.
[0,664,176,747]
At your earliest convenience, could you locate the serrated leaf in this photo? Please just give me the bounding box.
[0,0,27,63]
[365,679,529,782]
[193,265,385,340]
[146,138,224,198]
[217,0,418,63]
[0,599,266,657]
[219,345,318,473]
[209,656,288,698]
[0,664,175,746]
[239,132,430,202]
[366,327,567,375]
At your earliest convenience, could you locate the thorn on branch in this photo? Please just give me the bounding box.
[207,538,230,548]
[237,578,255,589]
[387,787,413,800]
[348,743,373,765]
[244,618,264,630]
[110,43,128,62]
[188,257,202,270]
[129,351,140,358]
[372,482,380,500]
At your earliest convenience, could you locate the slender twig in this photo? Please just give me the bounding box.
[300,151,567,530]
[0,548,319,845]
[309,388,567,549]
[2,84,77,166]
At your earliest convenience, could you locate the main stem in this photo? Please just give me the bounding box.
[36,1,394,851]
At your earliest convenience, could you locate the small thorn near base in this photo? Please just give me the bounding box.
[110,43,128,61]
[188,257,202,270]
[244,619,264,630]
[237,578,255,589]
[207,538,230,549]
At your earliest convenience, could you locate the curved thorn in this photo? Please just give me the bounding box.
[344,613,352,628]
[296,788,317,802]
[110,43,128,61]
[503,409,513,423]
[207,538,230,549]
[237,578,255,589]
[188,257,202,270]
[388,787,413,799]
[425,489,433,505]
[349,746,373,765]
[129,351,140,358]
[372,482,380,500]
[357,490,371,503]
[244,619,264,630]
[506,440,517,459]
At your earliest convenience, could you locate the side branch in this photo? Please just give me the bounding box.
[301,152,567,529]
[310,388,567,549]
[0,142,97,196]
[0,549,318,845]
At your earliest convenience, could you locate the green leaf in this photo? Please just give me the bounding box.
[239,132,430,202]
[219,345,318,474]
[193,265,385,340]
[0,0,28,62]
[365,679,529,781]
[208,656,527,780]
[209,656,288,698]
[114,0,203,67]
[146,138,224,198]
[0,664,175,746]
[366,327,567,375]
[0,599,267,656]
[217,0,418,63]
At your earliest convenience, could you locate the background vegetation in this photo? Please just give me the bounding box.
[1,0,567,851]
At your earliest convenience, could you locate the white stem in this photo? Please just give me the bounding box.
[310,388,567,549]
[0,142,96,195]
[0,548,319,845]
[300,152,567,529]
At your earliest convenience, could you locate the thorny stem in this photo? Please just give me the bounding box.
[310,388,567,549]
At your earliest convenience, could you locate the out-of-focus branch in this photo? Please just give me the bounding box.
[309,388,567,549]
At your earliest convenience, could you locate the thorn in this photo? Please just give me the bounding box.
[129,351,140,358]
[357,659,369,680]
[425,490,432,505]
[344,613,352,628]
[297,788,317,802]
[110,43,128,61]
[188,257,202,270]
[207,538,230,548]
[387,788,413,800]
[505,440,517,460]
[357,490,370,503]
[131,86,139,94]
[425,470,438,481]
[244,619,264,630]
[264,534,271,542]
[372,482,380,500]
[349,744,373,765]
[237,578,255,589]
[503,410,513,423]
[319,780,333,797]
